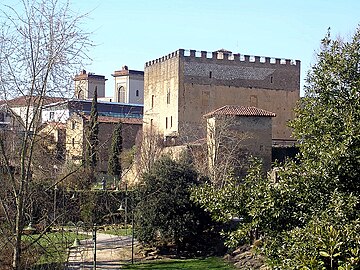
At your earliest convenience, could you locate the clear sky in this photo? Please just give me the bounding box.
[5,0,360,96]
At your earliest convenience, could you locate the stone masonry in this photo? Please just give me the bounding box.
[143,49,300,143]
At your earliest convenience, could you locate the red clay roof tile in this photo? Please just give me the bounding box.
[204,105,276,118]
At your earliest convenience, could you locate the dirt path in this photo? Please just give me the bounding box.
[66,233,138,269]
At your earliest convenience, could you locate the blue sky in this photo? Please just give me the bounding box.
[5,0,360,96]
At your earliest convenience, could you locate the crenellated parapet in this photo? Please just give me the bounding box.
[145,49,300,68]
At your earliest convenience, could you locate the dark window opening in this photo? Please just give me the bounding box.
[166,89,170,104]
[136,90,139,97]
[209,71,212,78]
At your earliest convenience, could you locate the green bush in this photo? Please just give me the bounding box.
[135,156,223,255]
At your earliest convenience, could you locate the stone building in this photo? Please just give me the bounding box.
[112,66,144,104]
[143,49,300,144]
[205,105,276,173]
[0,96,65,128]
[0,103,23,132]
[66,114,142,172]
[41,99,143,173]
[74,70,107,100]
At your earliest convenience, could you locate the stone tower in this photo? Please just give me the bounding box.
[143,49,300,144]
[112,66,144,104]
[74,70,107,99]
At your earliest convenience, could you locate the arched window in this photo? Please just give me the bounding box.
[118,86,125,102]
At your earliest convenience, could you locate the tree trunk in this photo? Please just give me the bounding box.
[12,198,24,270]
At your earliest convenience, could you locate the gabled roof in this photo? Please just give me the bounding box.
[204,105,276,118]
[0,96,66,107]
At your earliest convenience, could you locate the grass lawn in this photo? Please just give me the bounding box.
[23,231,90,268]
[122,257,235,269]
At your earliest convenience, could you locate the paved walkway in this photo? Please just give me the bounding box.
[67,233,137,269]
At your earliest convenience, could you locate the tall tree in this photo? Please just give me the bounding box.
[85,87,99,176]
[192,27,360,269]
[108,122,123,185]
[135,156,217,253]
[291,28,360,194]
[0,0,91,268]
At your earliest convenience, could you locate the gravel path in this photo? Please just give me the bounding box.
[66,233,137,269]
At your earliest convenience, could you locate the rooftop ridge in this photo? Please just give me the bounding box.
[204,105,276,118]
[145,49,300,68]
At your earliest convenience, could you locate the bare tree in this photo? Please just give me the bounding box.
[206,115,250,186]
[0,0,91,268]
[124,129,164,186]
[178,116,250,187]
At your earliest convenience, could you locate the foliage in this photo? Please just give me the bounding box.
[108,122,123,177]
[291,27,360,196]
[100,225,132,236]
[192,27,360,269]
[58,160,92,190]
[263,190,360,269]
[85,87,99,175]
[121,146,137,170]
[122,257,235,270]
[135,156,221,254]
[0,0,91,268]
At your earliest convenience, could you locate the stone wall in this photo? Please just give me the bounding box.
[144,49,300,142]
[207,115,273,172]
[66,114,142,172]
[143,53,180,137]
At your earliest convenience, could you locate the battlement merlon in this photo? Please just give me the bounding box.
[145,49,301,69]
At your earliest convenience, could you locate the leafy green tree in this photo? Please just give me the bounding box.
[135,156,220,254]
[271,26,360,270]
[192,27,360,269]
[291,28,360,196]
[108,122,123,185]
[85,87,99,176]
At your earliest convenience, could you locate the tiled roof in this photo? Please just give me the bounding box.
[204,105,276,118]
[83,115,142,125]
[0,96,67,107]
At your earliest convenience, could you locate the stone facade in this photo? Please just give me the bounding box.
[143,49,300,142]
[74,70,107,100]
[206,106,275,172]
[112,66,144,104]
[66,114,142,172]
